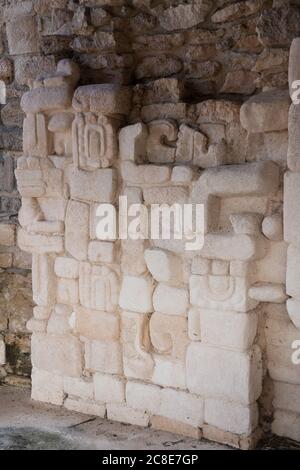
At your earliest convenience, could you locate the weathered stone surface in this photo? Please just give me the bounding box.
[66,167,117,204]
[73,306,119,341]
[240,90,290,133]
[150,312,188,360]
[205,399,258,435]
[0,58,13,84]
[159,2,212,31]
[14,56,56,86]
[31,369,64,405]
[6,16,39,55]
[135,56,182,80]
[221,70,257,95]
[257,7,300,47]
[153,285,188,317]
[187,343,262,404]
[212,1,264,23]
[85,340,122,374]
[65,200,89,261]
[94,373,125,403]
[72,84,132,115]
[144,248,182,285]
[107,404,150,427]
[287,104,300,171]
[119,275,154,314]
[284,172,300,245]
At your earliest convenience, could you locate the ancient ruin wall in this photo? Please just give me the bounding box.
[1,0,300,447]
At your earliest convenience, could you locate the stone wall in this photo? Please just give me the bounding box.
[1,0,300,448]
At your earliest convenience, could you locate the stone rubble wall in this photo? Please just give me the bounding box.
[0,0,299,447]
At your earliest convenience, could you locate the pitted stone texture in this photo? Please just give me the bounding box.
[6,16,39,55]
[72,84,132,115]
[159,2,212,31]
[119,275,154,314]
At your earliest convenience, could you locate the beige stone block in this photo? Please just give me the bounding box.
[171,166,193,183]
[47,305,72,335]
[274,381,300,414]
[230,212,263,236]
[205,399,258,435]
[151,416,201,439]
[107,404,150,427]
[200,233,266,262]
[143,186,188,205]
[160,389,204,427]
[63,376,94,401]
[287,298,300,329]
[191,257,211,275]
[287,244,300,299]
[152,355,186,389]
[85,340,123,375]
[31,333,83,377]
[120,161,171,185]
[31,368,64,405]
[94,373,125,403]
[65,200,89,261]
[200,309,258,351]
[0,336,5,365]
[240,90,290,133]
[255,241,287,284]
[21,85,74,114]
[57,278,79,305]
[153,284,188,317]
[6,16,38,55]
[27,318,47,334]
[147,120,177,163]
[144,248,183,285]
[284,172,300,245]
[79,262,119,312]
[190,274,258,313]
[121,240,147,276]
[72,84,132,115]
[211,260,229,276]
[88,241,116,264]
[64,398,106,418]
[54,257,79,279]
[73,305,119,342]
[126,381,161,415]
[33,306,51,321]
[66,167,117,204]
[119,275,154,314]
[0,253,13,268]
[159,2,211,31]
[32,254,56,306]
[267,344,300,385]
[119,123,148,163]
[287,104,300,171]
[188,307,201,341]
[0,224,15,246]
[121,311,154,381]
[187,343,262,404]
[272,410,300,442]
[150,312,188,360]
[249,283,287,304]
[262,215,283,241]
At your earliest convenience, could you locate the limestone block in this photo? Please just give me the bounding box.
[0,57,13,84]
[94,373,125,403]
[38,198,67,222]
[190,275,258,313]
[272,410,300,442]
[171,166,193,183]
[121,311,154,381]
[188,307,201,341]
[0,253,13,268]
[262,215,283,241]
[152,355,186,389]
[21,86,74,114]
[200,309,258,351]
[6,16,38,55]
[63,376,94,401]
[119,123,148,163]
[230,213,263,236]
[144,248,183,285]
[191,257,211,275]
[126,381,161,415]
[146,120,177,164]
[205,399,258,435]
[72,114,118,170]
[136,56,182,81]
[175,124,194,163]
[150,312,188,360]
[16,164,63,199]
[143,186,188,205]
[31,333,83,377]
[255,241,287,284]
[121,240,147,276]
[200,233,266,262]
[151,416,201,439]
[66,167,117,204]
[72,84,132,115]
[159,2,212,31]
[153,285,188,317]
[288,104,300,171]
[47,305,72,335]
[55,257,79,279]
[193,131,227,169]
[107,404,150,427]
[33,306,51,321]
[160,389,204,427]
[287,298,300,329]
[119,275,154,314]
[267,344,300,385]
[289,38,300,98]
[284,172,300,245]
[121,161,171,185]
[212,1,264,23]
[123,187,143,205]
[249,283,287,303]
[287,244,300,298]
[0,224,15,246]
[0,336,5,365]
[32,254,56,306]
[73,306,119,342]
[88,241,117,264]
[57,278,79,305]
[240,90,290,133]
[187,343,262,404]
[65,200,89,261]
[23,113,52,158]
[18,229,64,255]
[211,260,229,276]
[85,340,122,374]
[79,263,119,312]
[27,318,47,334]
[273,381,300,415]
[31,369,64,406]
[64,398,106,418]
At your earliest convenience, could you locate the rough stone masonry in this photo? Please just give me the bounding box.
[1,0,300,449]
